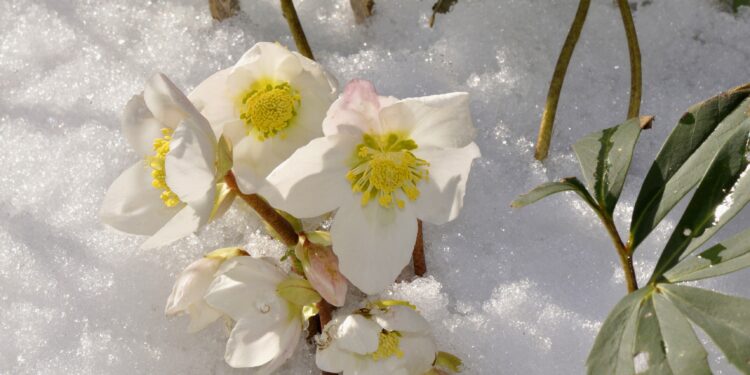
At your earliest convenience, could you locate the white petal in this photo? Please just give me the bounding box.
[379,92,475,149]
[190,68,240,138]
[165,122,216,206]
[143,73,201,128]
[331,200,418,295]
[316,341,356,374]
[322,80,395,136]
[186,302,223,333]
[165,257,221,315]
[264,134,358,218]
[236,42,291,73]
[224,314,288,368]
[371,305,431,333]
[100,162,178,235]
[335,314,381,355]
[412,143,481,225]
[398,333,437,375]
[204,257,286,318]
[253,320,302,375]
[121,94,163,157]
[141,204,202,249]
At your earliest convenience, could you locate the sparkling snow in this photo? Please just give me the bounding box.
[2,0,750,373]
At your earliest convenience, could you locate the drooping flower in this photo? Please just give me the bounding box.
[316,302,437,375]
[189,42,338,195]
[165,247,247,332]
[100,73,221,249]
[204,256,321,372]
[265,80,481,294]
[296,231,348,307]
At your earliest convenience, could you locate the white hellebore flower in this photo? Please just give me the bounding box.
[266,80,481,294]
[165,247,247,332]
[100,73,219,249]
[205,256,319,372]
[316,303,437,375]
[190,42,337,195]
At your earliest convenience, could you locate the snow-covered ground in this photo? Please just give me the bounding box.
[2,0,750,373]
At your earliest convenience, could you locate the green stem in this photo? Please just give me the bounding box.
[534,0,591,161]
[595,210,638,293]
[279,0,315,60]
[616,0,642,118]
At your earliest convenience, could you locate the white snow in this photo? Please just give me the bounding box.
[2,0,750,373]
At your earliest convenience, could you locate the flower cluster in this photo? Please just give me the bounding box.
[101,42,477,374]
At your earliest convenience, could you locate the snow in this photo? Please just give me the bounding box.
[2,0,750,373]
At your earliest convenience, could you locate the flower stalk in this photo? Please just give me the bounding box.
[280,0,315,60]
[534,0,591,161]
[413,220,426,276]
[616,0,642,119]
[593,209,638,293]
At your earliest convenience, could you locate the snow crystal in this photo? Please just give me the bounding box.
[2,0,750,373]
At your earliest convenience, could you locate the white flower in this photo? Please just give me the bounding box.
[316,303,437,375]
[189,42,338,195]
[100,73,219,249]
[204,256,315,372]
[165,247,246,332]
[265,80,480,294]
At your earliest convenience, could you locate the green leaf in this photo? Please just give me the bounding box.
[734,0,750,11]
[650,120,750,281]
[511,177,598,212]
[661,284,750,373]
[651,292,711,375]
[573,116,652,215]
[666,226,750,282]
[630,84,750,251]
[276,278,321,308]
[434,351,463,372]
[586,288,648,375]
[632,298,674,375]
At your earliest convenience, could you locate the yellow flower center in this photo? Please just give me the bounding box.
[347,133,429,209]
[147,128,180,207]
[371,330,404,361]
[238,80,301,141]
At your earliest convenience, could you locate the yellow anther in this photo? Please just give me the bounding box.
[238,80,301,141]
[147,127,181,207]
[371,330,404,361]
[347,132,429,209]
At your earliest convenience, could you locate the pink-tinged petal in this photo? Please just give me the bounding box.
[379,92,475,149]
[304,242,348,307]
[323,79,389,136]
[412,143,480,225]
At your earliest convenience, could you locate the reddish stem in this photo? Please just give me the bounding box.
[413,220,426,276]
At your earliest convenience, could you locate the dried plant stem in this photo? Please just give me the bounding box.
[224,172,299,247]
[209,0,239,21]
[279,0,315,60]
[616,0,642,118]
[534,0,591,161]
[413,220,426,276]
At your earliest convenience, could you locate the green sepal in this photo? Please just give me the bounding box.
[205,246,247,261]
[369,299,417,310]
[209,181,236,221]
[216,134,233,179]
[277,277,321,322]
[434,351,463,372]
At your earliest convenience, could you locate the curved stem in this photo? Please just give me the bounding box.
[596,210,638,293]
[280,0,315,60]
[224,172,299,247]
[616,0,642,119]
[534,0,591,161]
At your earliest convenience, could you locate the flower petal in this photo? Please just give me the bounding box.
[412,143,480,225]
[371,305,431,333]
[252,319,301,375]
[165,257,221,316]
[100,162,178,235]
[305,244,348,307]
[316,339,358,373]
[398,333,438,375]
[204,257,286,318]
[141,204,202,249]
[331,200,418,294]
[186,302,223,333]
[379,92,475,149]
[121,94,164,157]
[143,73,201,129]
[165,122,216,207]
[224,314,288,368]
[323,80,396,136]
[335,314,381,355]
[264,134,358,218]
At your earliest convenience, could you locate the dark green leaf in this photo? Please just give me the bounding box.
[661,284,750,373]
[429,0,458,27]
[666,226,750,282]
[735,0,750,12]
[630,84,750,251]
[586,288,648,375]
[511,177,597,211]
[573,116,652,215]
[651,293,711,375]
[650,121,750,281]
[633,298,674,375]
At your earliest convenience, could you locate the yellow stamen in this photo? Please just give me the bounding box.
[238,79,301,141]
[371,330,404,361]
[147,128,180,207]
[347,133,429,209]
